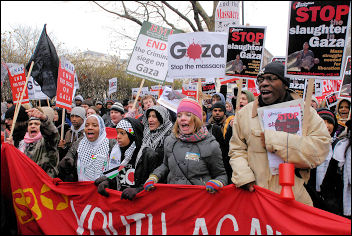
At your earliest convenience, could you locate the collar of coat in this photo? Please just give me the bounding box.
[251,91,301,118]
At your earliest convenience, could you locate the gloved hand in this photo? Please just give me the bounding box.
[121,188,139,200]
[239,181,255,192]
[94,176,110,197]
[143,147,158,161]
[205,180,224,193]
[143,175,159,191]
[58,157,74,174]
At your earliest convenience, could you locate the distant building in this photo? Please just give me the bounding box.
[81,50,128,69]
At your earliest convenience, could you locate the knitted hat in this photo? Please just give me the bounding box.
[116,119,134,135]
[257,61,289,86]
[5,105,29,122]
[70,106,86,120]
[212,102,226,112]
[74,95,84,102]
[82,99,93,106]
[95,101,103,106]
[177,98,202,121]
[105,99,114,105]
[110,102,125,114]
[317,108,336,126]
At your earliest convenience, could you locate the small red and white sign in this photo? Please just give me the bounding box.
[5,63,29,104]
[56,57,75,111]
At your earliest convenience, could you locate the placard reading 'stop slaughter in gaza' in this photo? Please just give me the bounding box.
[285,1,351,79]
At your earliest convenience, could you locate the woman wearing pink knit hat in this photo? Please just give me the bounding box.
[143,97,228,194]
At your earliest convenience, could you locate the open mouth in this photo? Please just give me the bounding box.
[86,132,95,138]
[260,90,272,98]
[30,130,38,136]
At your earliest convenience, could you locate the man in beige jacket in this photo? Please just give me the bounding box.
[228,61,331,206]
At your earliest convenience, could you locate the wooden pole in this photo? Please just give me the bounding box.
[47,98,50,107]
[9,61,34,139]
[61,108,66,140]
[197,78,202,104]
[132,78,145,110]
[302,78,314,136]
[235,78,243,113]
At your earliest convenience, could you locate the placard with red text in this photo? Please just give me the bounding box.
[56,57,75,111]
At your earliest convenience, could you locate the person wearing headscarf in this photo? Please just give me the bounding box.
[144,98,228,194]
[58,114,117,182]
[320,119,351,218]
[335,98,351,133]
[121,105,173,200]
[94,117,143,197]
[4,105,29,147]
[14,107,59,178]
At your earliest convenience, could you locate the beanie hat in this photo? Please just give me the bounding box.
[74,95,84,102]
[5,105,29,122]
[110,102,125,114]
[105,99,114,105]
[317,108,336,127]
[177,98,202,121]
[37,107,55,122]
[95,101,103,106]
[258,61,289,86]
[70,106,86,120]
[312,96,319,106]
[212,102,226,112]
[82,99,93,106]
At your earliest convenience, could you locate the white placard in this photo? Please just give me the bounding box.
[108,77,117,96]
[27,76,49,100]
[168,32,228,79]
[215,1,240,32]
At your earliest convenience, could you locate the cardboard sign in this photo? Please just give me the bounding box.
[202,82,216,95]
[339,56,351,97]
[325,92,339,108]
[226,25,266,79]
[168,32,228,79]
[289,78,306,98]
[285,1,351,79]
[27,76,49,100]
[6,63,29,104]
[215,1,240,32]
[126,21,181,83]
[157,86,186,113]
[132,87,149,99]
[56,57,75,111]
[108,78,117,96]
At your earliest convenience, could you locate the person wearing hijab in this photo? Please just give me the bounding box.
[335,98,351,133]
[58,114,117,182]
[121,105,173,200]
[144,98,228,194]
[94,117,143,197]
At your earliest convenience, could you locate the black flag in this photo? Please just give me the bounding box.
[26,24,59,99]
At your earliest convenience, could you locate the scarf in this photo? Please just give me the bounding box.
[71,123,85,143]
[19,132,43,153]
[77,115,109,181]
[136,105,173,165]
[178,125,209,143]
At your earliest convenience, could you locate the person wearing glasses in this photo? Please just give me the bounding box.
[228,61,331,206]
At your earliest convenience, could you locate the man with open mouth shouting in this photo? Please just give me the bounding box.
[228,61,331,206]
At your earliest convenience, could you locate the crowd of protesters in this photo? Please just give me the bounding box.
[1,61,351,233]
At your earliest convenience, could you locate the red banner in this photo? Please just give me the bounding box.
[56,57,75,111]
[1,143,350,235]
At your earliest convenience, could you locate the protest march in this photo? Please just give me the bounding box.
[1,1,351,235]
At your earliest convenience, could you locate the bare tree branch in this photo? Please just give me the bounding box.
[161,1,198,31]
[190,1,204,31]
[194,1,215,31]
[92,1,143,26]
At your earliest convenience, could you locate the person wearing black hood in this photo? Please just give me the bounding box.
[305,108,340,209]
[4,105,29,147]
[94,117,143,197]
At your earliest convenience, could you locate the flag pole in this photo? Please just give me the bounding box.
[61,108,66,140]
[9,61,34,139]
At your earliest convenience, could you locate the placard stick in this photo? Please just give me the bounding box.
[132,78,145,110]
[235,78,243,113]
[197,78,202,104]
[9,61,34,139]
[302,78,315,136]
[47,98,50,107]
[61,108,66,140]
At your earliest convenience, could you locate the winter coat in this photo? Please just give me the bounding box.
[152,132,228,186]
[58,127,85,159]
[228,93,331,206]
[18,119,60,178]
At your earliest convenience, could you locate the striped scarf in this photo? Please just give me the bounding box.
[178,125,208,143]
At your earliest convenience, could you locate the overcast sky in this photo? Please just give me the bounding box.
[1,1,290,59]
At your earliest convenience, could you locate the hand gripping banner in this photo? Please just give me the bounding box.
[1,143,350,235]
